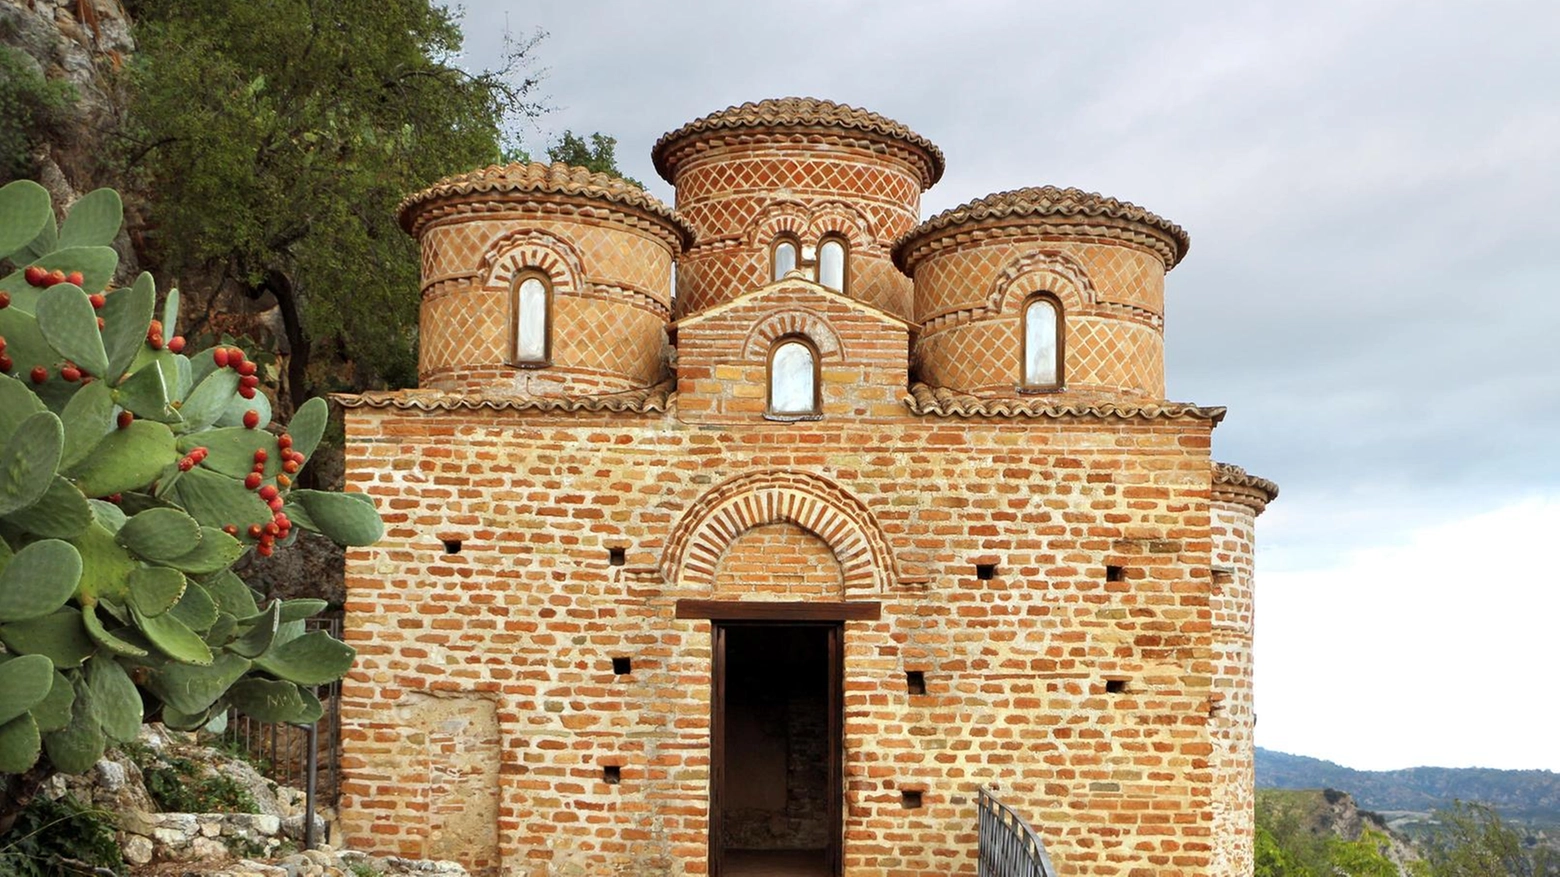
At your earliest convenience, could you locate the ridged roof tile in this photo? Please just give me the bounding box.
[904,383,1224,422]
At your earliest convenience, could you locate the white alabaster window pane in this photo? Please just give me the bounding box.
[773,242,797,280]
[516,277,548,361]
[818,241,845,291]
[770,342,816,414]
[1024,299,1058,385]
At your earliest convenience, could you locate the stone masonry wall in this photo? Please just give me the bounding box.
[1207,501,1258,877]
[338,405,1223,877]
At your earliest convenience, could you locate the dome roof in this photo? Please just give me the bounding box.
[652,97,945,187]
[895,185,1191,271]
[397,161,694,246]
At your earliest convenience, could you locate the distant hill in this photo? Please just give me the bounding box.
[1257,747,1560,821]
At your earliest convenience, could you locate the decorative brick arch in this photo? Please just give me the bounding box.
[807,201,874,250]
[746,200,811,248]
[740,307,845,362]
[988,250,1096,315]
[662,470,897,595]
[479,229,585,295]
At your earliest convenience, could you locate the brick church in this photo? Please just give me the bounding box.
[335,98,1278,877]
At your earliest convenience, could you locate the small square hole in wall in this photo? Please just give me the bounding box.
[441,539,462,555]
[603,765,621,785]
[612,657,632,676]
[1105,679,1128,694]
[906,671,926,696]
[608,547,626,566]
[1105,565,1125,582]
[901,790,923,809]
[975,563,997,580]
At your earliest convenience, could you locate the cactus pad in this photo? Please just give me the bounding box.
[0,539,82,622]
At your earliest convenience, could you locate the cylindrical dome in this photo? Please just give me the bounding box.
[398,162,693,395]
[894,186,1190,402]
[653,98,944,320]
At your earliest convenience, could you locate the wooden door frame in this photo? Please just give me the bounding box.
[709,620,846,877]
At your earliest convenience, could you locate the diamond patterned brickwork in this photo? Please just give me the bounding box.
[339,401,1230,877]
[416,209,673,394]
[670,141,924,320]
[1209,502,1258,877]
[911,237,1168,400]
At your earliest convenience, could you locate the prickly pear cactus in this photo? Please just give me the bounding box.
[0,180,383,778]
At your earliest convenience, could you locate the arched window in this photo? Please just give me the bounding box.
[817,237,848,292]
[767,337,820,418]
[512,273,551,366]
[772,236,799,281]
[1021,294,1063,389]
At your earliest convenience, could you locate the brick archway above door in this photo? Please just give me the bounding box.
[662,469,897,595]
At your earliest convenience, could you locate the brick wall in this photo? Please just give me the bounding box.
[338,405,1226,876]
[1208,501,1258,877]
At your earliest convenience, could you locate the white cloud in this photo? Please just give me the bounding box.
[1255,496,1560,771]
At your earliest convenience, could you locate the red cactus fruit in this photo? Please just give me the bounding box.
[0,292,9,308]
[222,524,239,536]
[167,336,185,353]
[0,355,14,372]
[236,360,257,377]
[257,543,274,558]
[263,521,279,537]
[96,317,105,330]
[107,494,122,504]
[30,366,47,384]
[243,409,260,429]
[276,474,292,488]
[46,270,65,286]
[24,266,46,286]
[213,347,230,368]
[282,459,299,474]
[228,348,245,366]
[253,449,268,464]
[190,447,208,462]
[258,485,279,502]
[238,385,256,400]
[177,457,194,472]
[268,497,284,513]
[247,524,264,539]
[239,374,259,390]
[117,411,133,429]
[60,364,81,382]
[66,271,84,287]
[88,293,106,309]
[278,434,293,450]
[244,472,262,490]
[0,336,6,353]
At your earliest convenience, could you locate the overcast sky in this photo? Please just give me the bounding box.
[449,0,1560,772]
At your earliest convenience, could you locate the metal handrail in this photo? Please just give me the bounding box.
[977,786,1058,877]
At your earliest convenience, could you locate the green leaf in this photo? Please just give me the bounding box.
[0,714,41,773]
[160,287,180,338]
[163,526,244,574]
[82,603,148,658]
[148,651,250,716]
[0,372,48,447]
[199,570,259,618]
[87,498,127,533]
[127,565,186,616]
[0,411,65,516]
[42,676,106,772]
[167,465,272,534]
[32,247,119,299]
[66,419,178,498]
[72,520,138,603]
[254,630,354,686]
[0,538,82,622]
[287,397,328,461]
[228,601,280,659]
[0,179,53,259]
[177,426,278,479]
[228,678,319,724]
[36,283,110,378]
[175,367,240,433]
[0,607,96,668]
[117,506,202,562]
[216,385,271,430]
[289,489,382,546]
[16,208,56,266]
[167,581,218,632]
[59,379,115,470]
[0,654,56,725]
[115,359,176,422]
[277,599,328,623]
[100,274,155,383]
[32,670,76,733]
[57,188,123,249]
[85,655,141,742]
[3,475,92,538]
[132,603,213,665]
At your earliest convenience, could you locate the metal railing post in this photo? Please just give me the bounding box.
[303,720,318,850]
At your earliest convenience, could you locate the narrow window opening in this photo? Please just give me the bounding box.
[975,563,996,581]
[767,337,820,418]
[906,671,926,696]
[513,274,550,365]
[602,765,621,785]
[608,547,626,566]
[441,539,462,554]
[1022,294,1063,389]
[1106,565,1125,582]
[901,790,923,809]
[818,238,847,292]
[611,657,632,676]
[772,238,799,280]
[1105,679,1128,694]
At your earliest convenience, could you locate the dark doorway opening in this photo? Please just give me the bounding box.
[712,623,841,877]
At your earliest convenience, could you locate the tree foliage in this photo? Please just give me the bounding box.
[121,0,543,404]
[1421,801,1558,877]
[546,131,643,187]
